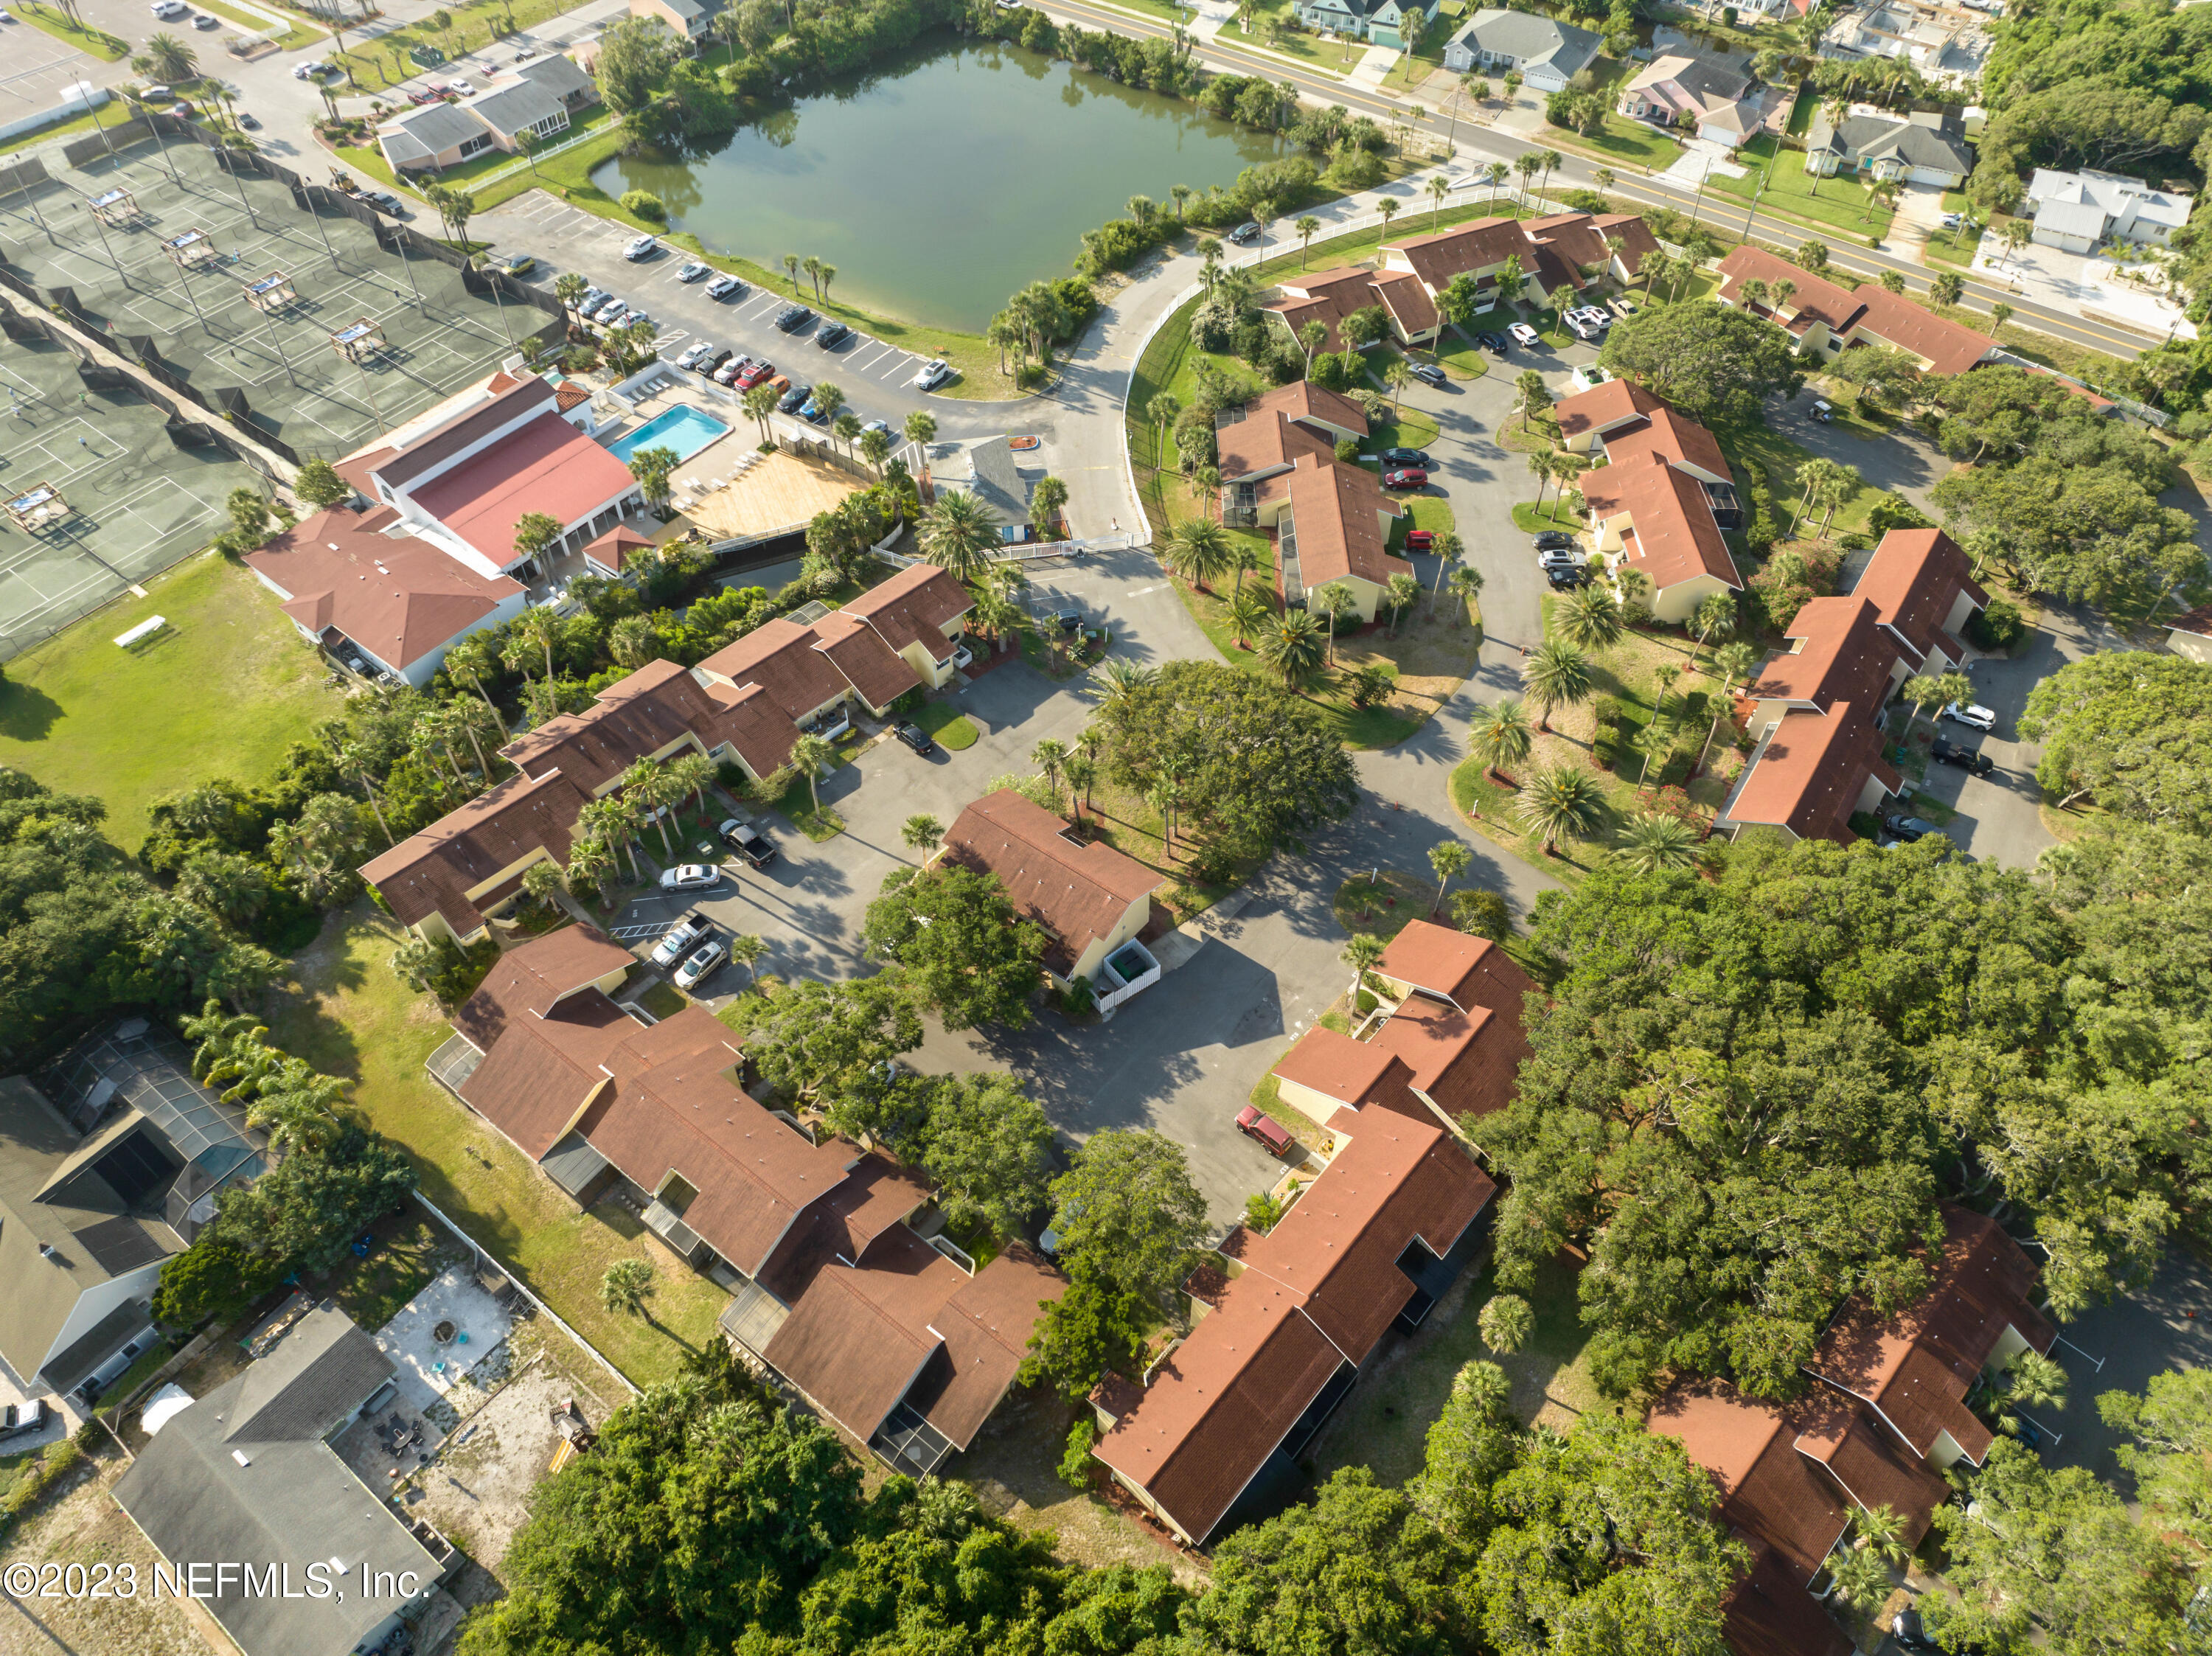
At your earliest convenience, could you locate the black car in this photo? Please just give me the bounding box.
[815,321,852,349]
[1378,447,1432,469]
[1883,813,1943,843]
[699,347,734,375]
[895,723,938,756]
[1227,221,1261,243]
[717,816,778,868]
[1545,564,1591,590]
[774,304,815,333]
[1408,361,1448,388]
[1475,331,1508,356]
[1531,530,1576,551]
[1931,735,1994,776]
[777,381,813,414]
[238,112,260,130]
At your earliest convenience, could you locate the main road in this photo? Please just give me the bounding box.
[1032,0,2148,366]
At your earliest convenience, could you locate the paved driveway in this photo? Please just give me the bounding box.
[2036,1243,2212,1496]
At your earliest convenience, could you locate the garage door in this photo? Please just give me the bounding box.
[1907,167,1959,187]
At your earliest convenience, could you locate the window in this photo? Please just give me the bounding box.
[459,134,490,158]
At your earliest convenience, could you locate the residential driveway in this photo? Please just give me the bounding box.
[2035,1243,2212,1497]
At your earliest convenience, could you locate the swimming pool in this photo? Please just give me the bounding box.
[608,406,732,465]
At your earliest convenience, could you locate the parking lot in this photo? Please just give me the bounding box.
[477,195,985,440]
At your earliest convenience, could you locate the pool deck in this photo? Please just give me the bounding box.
[678,450,863,540]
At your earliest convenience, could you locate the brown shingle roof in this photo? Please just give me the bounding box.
[1602,407,1733,483]
[1366,998,1517,1124]
[1382,216,1532,293]
[1717,246,1996,376]
[500,658,723,797]
[1375,921,1531,1016]
[245,508,521,672]
[811,610,923,712]
[358,767,593,932]
[697,616,855,722]
[1752,597,1898,714]
[920,1245,1066,1447]
[1724,704,1899,843]
[1553,378,1666,443]
[1282,455,1411,593]
[1094,1118,1493,1542]
[582,523,653,571]
[942,790,1160,975]
[1270,1026,1409,1113]
[1805,1206,2055,1467]
[1579,451,1740,594]
[1725,1539,1854,1656]
[1248,380,1371,437]
[1262,265,1381,355]
[840,563,973,661]
[1648,1380,1851,1584]
[1371,271,1439,338]
[1851,528,1985,666]
[1217,403,1338,483]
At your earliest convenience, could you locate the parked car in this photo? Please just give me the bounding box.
[0,1399,51,1439]
[1545,563,1592,589]
[676,260,710,282]
[1532,530,1576,551]
[773,304,814,332]
[1537,546,1582,571]
[192,11,219,26]
[1507,321,1540,347]
[676,341,714,370]
[1564,305,1610,340]
[1882,813,1944,843]
[1931,735,1994,775]
[913,358,953,390]
[1408,361,1448,388]
[1607,295,1639,319]
[895,723,939,756]
[1382,467,1428,490]
[799,393,832,424]
[492,251,535,276]
[714,355,751,385]
[673,939,726,991]
[706,274,745,299]
[153,0,189,13]
[623,310,655,334]
[861,418,893,441]
[1475,330,1508,356]
[1943,700,1998,731]
[1227,220,1261,243]
[585,293,625,321]
[815,320,852,349]
[1378,447,1432,469]
[237,111,259,128]
[1890,1608,1941,1654]
[699,347,734,375]
[658,863,721,891]
[735,360,774,389]
[1404,529,1434,553]
[1807,397,1834,422]
[1051,607,1082,633]
[577,285,608,313]
[622,234,660,260]
[1235,1104,1295,1156]
[776,380,812,414]
[448,77,475,94]
[718,817,777,868]
[650,908,714,967]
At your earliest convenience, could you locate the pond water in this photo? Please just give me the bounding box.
[591,37,1283,333]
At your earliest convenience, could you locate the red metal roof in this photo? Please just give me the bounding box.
[411,410,636,568]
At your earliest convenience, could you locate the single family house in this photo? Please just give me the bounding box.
[1293,0,1434,48]
[1441,9,1601,91]
[1805,105,1973,187]
[2025,167,2191,254]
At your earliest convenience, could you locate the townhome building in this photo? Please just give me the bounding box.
[1649,1206,2056,1656]
[430,928,1064,1476]
[1714,527,1986,843]
[1714,246,2001,375]
[358,564,974,944]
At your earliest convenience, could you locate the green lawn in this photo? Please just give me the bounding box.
[1512,497,1582,535]
[1388,494,1456,551]
[382,104,621,194]
[1,100,128,157]
[198,0,323,47]
[333,0,597,88]
[262,903,731,1388]
[1716,422,1883,541]
[13,0,127,60]
[1705,138,1894,242]
[1784,84,1817,138]
[0,553,342,853]
[1366,400,1441,456]
[1435,327,1493,380]
[914,700,978,749]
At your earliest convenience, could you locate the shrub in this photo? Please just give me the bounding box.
[1450,887,1512,940]
[1245,1190,1287,1232]
[1058,1416,1099,1491]
[1335,436,1360,464]
[1590,695,1623,729]
[1058,977,1096,1020]
[619,189,665,220]
[1847,810,1884,841]
[1966,597,2025,651]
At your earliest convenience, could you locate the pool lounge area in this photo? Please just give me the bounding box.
[608,405,734,465]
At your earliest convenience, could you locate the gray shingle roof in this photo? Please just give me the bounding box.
[465,80,566,136]
[513,52,594,100]
[110,1307,438,1656]
[1818,113,1972,175]
[1450,7,1601,71]
[383,100,490,156]
[226,1306,394,1444]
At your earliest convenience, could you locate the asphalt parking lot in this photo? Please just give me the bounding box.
[476,197,977,439]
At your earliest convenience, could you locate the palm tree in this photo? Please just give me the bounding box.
[667,751,716,820]
[1634,704,1677,789]
[1170,184,1192,222]
[1342,933,1385,1006]
[919,488,998,581]
[143,31,198,80]
[1295,215,1321,267]
[1032,737,1070,802]
[1554,584,1624,651]
[1096,657,1158,706]
[620,759,680,857]
[740,382,779,445]
[1536,147,1563,202]
[1593,166,1615,194]
[599,1258,656,1321]
[789,733,836,816]
[1617,811,1703,873]
[442,634,509,739]
[1514,150,1542,208]
[1256,608,1326,689]
[1615,566,1655,622]
[1466,697,1532,782]
[1447,566,1484,626]
[1695,641,1759,777]
[1521,641,1591,731]
[801,254,824,301]
[1853,1504,1911,1568]
[1930,271,1964,308]
[1227,588,1270,648]
[1899,668,1969,740]
[1989,1349,2069,1436]
[1313,582,1357,665]
[516,604,558,684]
[1826,1542,1891,1613]
[1692,591,1736,651]
[555,272,588,315]
[1483,160,1510,207]
[1298,320,1329,375]
[579,798,639,880]
[1384,358,1415,410]
[1165,518,1237,593]
[1514,368,1552,434]
[902,813,942,856]
[246,1061,346,1155]
[1429,840,1471,910]
[1385,571,1422,638]
[1514,765,1606,855]
[565,840,616,908]
[1425,529,1464,609]
[1063,753,1098,822]
[1427,173,1450,231]
[728,933,766,987]
[1377,196,1401,240]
